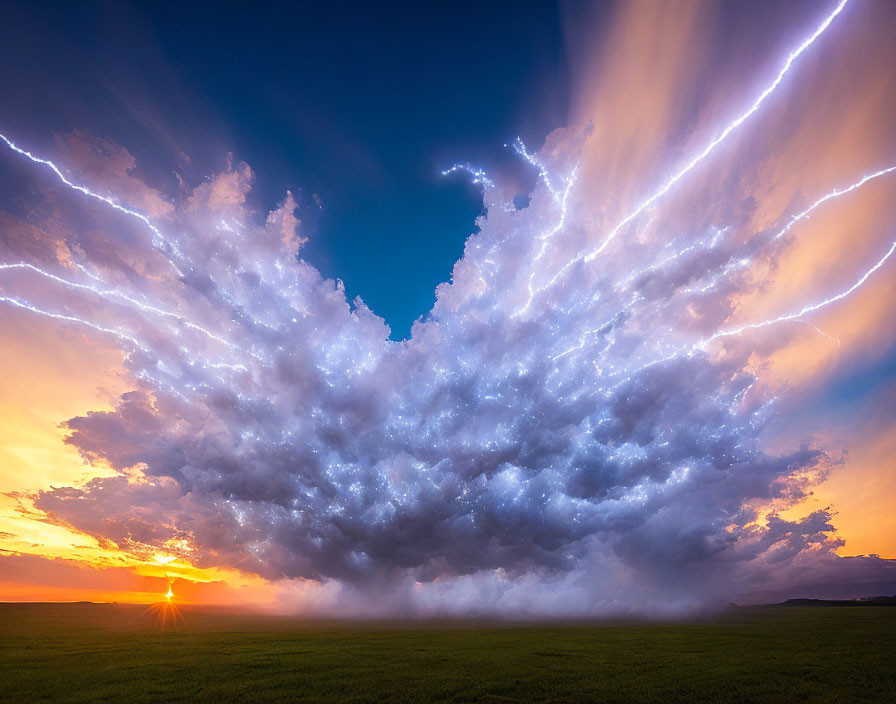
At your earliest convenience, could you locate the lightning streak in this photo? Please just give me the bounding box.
[441,164,495,190]
[774,166,896,240]
[0,135,281,368]
[523,0,851,311]
[0,133,185,270]
[0,293,147,351]
[544,163,896,374]
[514,165,578,317]
[703,238,896,346]
[589,0,850,258]
[0,262,233,349]
[512,137,561,201]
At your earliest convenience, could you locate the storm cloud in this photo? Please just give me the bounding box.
[3,0,896,616]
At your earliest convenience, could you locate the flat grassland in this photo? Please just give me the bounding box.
[1,603,893,703]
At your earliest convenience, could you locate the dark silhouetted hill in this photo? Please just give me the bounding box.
[773,596,896,607]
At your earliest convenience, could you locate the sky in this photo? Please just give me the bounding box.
[0,0,895,615]
[0,0,571,338]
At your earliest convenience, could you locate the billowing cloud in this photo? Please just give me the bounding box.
[1,0,896,616]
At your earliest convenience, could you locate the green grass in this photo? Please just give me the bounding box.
[1,603,894,703]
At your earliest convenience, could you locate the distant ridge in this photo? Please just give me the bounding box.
[772,596,896,607]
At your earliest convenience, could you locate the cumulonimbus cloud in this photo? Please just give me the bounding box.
[2,0,896,616]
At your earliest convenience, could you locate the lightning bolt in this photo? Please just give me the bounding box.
[774,166,896,241]
[0,262,233,349]
[441,164,495,190]
[702,238,896,346]
[514,165,579,318]
[547,164,896,373]
[512,137,561,202]
[0,133,185,270]
[588,0,851,259]
[521,0,852,314]
[0,293,147,352]
[0,133,292,364]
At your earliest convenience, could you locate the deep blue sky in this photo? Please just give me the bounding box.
[1,0,575,338]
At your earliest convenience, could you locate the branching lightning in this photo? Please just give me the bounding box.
[0,262,233,349]
[520,0,852,311]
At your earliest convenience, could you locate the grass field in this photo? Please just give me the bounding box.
[1,603,894,703]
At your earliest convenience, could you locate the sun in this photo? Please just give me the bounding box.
[165,586,174,600]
